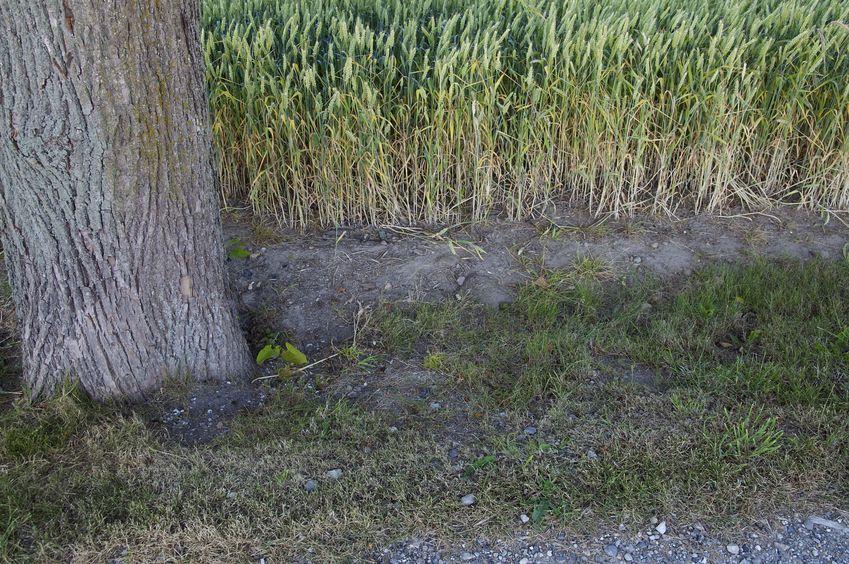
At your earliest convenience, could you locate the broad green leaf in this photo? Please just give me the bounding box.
[281,342,308,365]
[256,344,281,365]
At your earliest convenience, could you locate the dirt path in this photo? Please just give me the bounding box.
[225,208,849,355]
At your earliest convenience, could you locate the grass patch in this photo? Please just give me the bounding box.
[0,258,847,560]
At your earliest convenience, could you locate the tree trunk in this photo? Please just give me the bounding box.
[0,0,253,400]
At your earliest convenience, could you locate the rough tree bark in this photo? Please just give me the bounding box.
[0,0,253,400]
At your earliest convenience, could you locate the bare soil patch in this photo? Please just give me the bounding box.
[225,208,848,358]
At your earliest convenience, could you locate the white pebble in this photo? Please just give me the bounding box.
[727,544,740,555]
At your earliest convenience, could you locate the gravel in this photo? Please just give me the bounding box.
[460,494,476,506]
[364,513,849,563]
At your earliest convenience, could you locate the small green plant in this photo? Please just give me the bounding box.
[462,454,496,478]
[529,479,558,523]
[712,406,783,465]
[226,239,250,260]
[571,255,613,282]
[338,345,381,370]
[423,353,445,370]
[669,390,707,417]
[256,336,308,367]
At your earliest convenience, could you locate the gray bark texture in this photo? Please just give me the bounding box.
[0,0,253,400]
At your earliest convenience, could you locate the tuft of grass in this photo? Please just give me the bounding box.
[203,0,849,227]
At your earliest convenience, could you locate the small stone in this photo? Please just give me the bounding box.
[727,544,740,556]
[460,552,475,561]
[804,515,849,534]
[774,543,790,552]
[326,469,343,480]
[457,276,466,287]
[633,256,642,265]
[304,479,319,492]
[524,426,537,436]
[650,516,658,525]
[604,544,618,557]
[430,402,442,411]
[520,514,531,524]
[587,449,598,460]
[388,426,398,433]
[461,494,476,506]
[448,448,459,459]
[651,242,659,249]
[519,559,529,564]
[624,554,633,562]
[384,282,392,291]
[656,521,667,535]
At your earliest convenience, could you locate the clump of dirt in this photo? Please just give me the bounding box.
[144,380,266,445]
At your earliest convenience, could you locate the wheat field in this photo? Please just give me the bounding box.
[202,0,849,227]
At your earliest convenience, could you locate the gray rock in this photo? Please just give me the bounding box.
[461,494,476,506]
[430,402,442,411]
[655,521,667,535]
[727,544,740,555]
[457,276,466,287]
[460,552,475,561]
[304,479,319,492]
[326,468,343,480]
[604,544,618,557]
[804,515,849,534]
[587,449,598,460]
[520,514,530,524]
[524,426,537,436]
